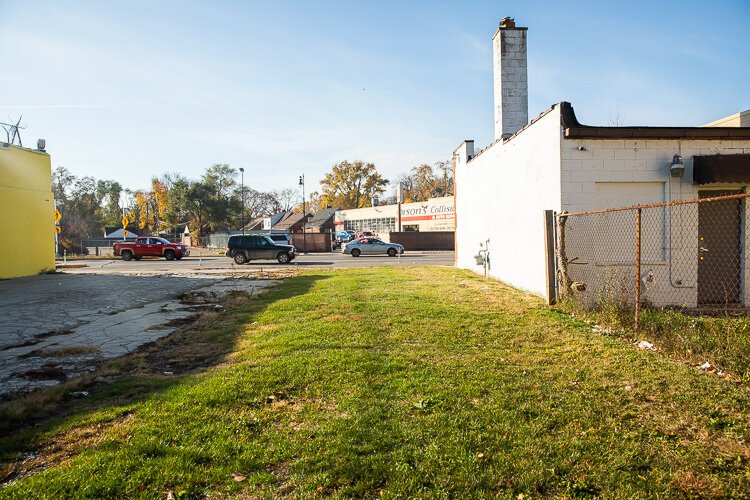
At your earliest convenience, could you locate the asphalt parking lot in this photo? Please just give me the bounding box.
[0,273,274,398]
[1,251,453,398]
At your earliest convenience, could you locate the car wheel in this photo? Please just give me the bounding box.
[122,250,133,261]
[233,252,247,265]
[351,248,361,257]
[134,256,142,261]
[277,252,290,264]
[176,256,183,260]
[165,250,175,261]
[387,248,397,257]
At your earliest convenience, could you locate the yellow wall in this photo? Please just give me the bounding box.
[703,109,750,127]
[0,144,55,279]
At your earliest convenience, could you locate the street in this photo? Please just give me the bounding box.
[60,250,455,275]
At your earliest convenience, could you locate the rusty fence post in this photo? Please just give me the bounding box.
[556,212,570,299]
[634,207,642,330]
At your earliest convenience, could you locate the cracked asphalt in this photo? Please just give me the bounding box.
[0,273,273,397]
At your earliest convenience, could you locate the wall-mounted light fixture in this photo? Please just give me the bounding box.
[669,154,684,177]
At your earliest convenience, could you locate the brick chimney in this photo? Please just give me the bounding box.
[493,17,528,139]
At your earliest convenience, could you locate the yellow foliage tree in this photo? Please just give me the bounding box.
[320,161,388,210]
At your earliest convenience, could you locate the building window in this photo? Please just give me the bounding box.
[344,217,395,233]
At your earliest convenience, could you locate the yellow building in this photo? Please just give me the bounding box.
[703,109,750,127]
[0,143,55,278]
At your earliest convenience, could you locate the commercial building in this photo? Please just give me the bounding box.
[334,196,455,241]
[0,142,55,278]
[454,18,750,306]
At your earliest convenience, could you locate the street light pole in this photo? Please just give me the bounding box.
[239,167,245,235]
[299,174,307,254]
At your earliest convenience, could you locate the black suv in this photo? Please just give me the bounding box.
[226,235,296,264]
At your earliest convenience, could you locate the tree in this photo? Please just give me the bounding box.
[160,174,191,231]
[320,160,389,210]
[394,161,454,203]
[52,166,75,202]
[96,180,123,227]
[201,164,239,231]
[243,188,283,220]
[184,182,213,237]
[273,188,298,212]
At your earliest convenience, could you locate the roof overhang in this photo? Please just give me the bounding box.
[560,102,750,140]
[693,154,750,184]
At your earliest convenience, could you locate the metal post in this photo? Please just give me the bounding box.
[240,172,245,235]
[543,210,557,305]
[635,207,642,330]
[299,174,307,254]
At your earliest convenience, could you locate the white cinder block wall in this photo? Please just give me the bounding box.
[455,107,562,297]
[560,138,750,307]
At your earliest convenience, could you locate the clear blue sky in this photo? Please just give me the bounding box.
[2,0,748,195]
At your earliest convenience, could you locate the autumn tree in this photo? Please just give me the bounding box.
[320,160,388,209]
[394,161,454,203]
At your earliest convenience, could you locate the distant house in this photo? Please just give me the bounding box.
[272,211,311,233]
[262,211,287,230]
[305,207,338,234]
[103,226,138,240]
[242,217,265,231]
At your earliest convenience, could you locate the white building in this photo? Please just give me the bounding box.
[454,17,750,306]
[335,196,455,241]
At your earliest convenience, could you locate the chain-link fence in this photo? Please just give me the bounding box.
[556,192,750,328]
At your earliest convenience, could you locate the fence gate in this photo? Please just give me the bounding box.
[697,190,742,305]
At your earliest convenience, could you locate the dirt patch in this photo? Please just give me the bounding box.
[672,470,723,498]
[319,314,365,323]
[0,411,134,485]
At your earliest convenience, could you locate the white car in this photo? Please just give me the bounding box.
[342,238,404,257]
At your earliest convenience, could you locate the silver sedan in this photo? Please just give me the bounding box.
[342,238,405,257]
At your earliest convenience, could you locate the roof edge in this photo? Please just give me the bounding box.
[560,102,750,139]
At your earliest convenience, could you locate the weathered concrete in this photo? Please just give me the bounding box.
[0,273,273,397]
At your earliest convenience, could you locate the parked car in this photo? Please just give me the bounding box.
[342,238,404,257]
[336,231,355,243]
[354,230,375,239]
[113,237,189,261]
[267,233,294,247]
[226,235,296,264]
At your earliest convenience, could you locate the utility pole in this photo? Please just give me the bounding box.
[397,182,403,232]
[239,167,245,235]
[299,174,307,254]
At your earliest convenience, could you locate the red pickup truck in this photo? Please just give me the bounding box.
[113,237,189,261]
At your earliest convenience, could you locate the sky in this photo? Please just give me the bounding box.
[1,0,749,196]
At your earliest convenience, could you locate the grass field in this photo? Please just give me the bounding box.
[2,267,750,498]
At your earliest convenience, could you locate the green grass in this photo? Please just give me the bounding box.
[564,293,750,381]
[3,267,750,498]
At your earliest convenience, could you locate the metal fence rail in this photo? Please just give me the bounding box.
[556,193,750,328]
